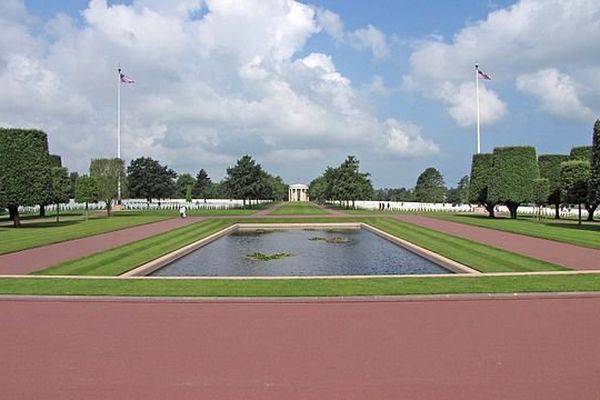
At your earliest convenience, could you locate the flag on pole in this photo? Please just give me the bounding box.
[477,69,491,80]
[120,72,135,84]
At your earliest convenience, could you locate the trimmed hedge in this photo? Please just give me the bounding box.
[489,146,539,219]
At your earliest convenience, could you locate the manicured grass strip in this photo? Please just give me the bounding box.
[1,274,600,297]
[366,218,566,273]
[415,213,600,250]
[270,202,329,215]
[33,219,234,276]
[0,213,171,255]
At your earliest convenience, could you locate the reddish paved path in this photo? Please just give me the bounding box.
[0,217,204,275]
[395,214,600,270]
[1,295,599,399]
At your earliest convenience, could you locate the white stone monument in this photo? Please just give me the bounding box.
[288,184,309,202]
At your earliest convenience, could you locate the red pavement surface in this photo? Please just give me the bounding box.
[0,217,203,275]
[395,214,600,270]
[1,295,599,399]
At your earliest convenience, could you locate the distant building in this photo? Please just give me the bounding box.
[288,183,309,202]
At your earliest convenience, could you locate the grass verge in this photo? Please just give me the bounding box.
[366,218,566,273]
[1,274,600,297]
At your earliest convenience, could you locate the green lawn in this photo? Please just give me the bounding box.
[419,213,600,250]
[270,202,329,215]
[0,212,172,255]
[365,218,566,273]
[34,219,235,276]
[2,273,599,297]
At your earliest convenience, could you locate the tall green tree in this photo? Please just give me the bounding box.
[223,156,265,207]
[561,160,590,225]
[489,146,539,219]
[192,169,212,199]
[309,156,373,207]
[468,153,496,217]
[176,173,196,199]
[589,120,600,222]
[414,167,446,203]
[0,128,53,227]
[90,158,126,216]
[127,157,176,202]
[51,166,71,222]
[538,154,569,219]
[75,174,98,220]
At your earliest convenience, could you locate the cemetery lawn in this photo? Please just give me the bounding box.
[270,202,329,215]
[2,273,600,297]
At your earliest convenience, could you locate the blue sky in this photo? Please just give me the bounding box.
[5,0,600,188]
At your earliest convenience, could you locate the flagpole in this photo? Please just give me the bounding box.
[475,64,481,154]
[117,67,122,204]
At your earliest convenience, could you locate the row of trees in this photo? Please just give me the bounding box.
[0,127,289,227]
[468,120,600,222]
[309,156,374,207]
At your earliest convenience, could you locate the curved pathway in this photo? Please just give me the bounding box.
[0,217,204,275]
[1,295,599,399]
[394,214,600,270]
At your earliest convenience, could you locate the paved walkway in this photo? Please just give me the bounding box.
[0,217,204,275]
[1,295,599,399]
[394,214,600,270]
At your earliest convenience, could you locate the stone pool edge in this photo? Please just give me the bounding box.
[121,222,478,278]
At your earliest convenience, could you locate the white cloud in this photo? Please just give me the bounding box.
[315,8,343,41]
[440,81,507,127]
[404,0,600,126]
[384,120,439,156]
[314,8,389,60]
[346,24,390,60]
[516,69,594,121]
[0,0,435,179]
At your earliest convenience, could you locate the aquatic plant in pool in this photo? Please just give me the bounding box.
[246,252,295,261]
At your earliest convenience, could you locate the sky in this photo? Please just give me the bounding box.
[1,0,599,188]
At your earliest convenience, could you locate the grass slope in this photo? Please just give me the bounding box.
[270,202,329,215]
[366,218,566,273]
[1,274,600,297]
[33,219,234,276]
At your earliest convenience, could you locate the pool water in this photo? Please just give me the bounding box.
[151,229,451,277]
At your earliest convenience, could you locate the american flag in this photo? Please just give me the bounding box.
[120,72,135,84]
[477,69,491,80]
